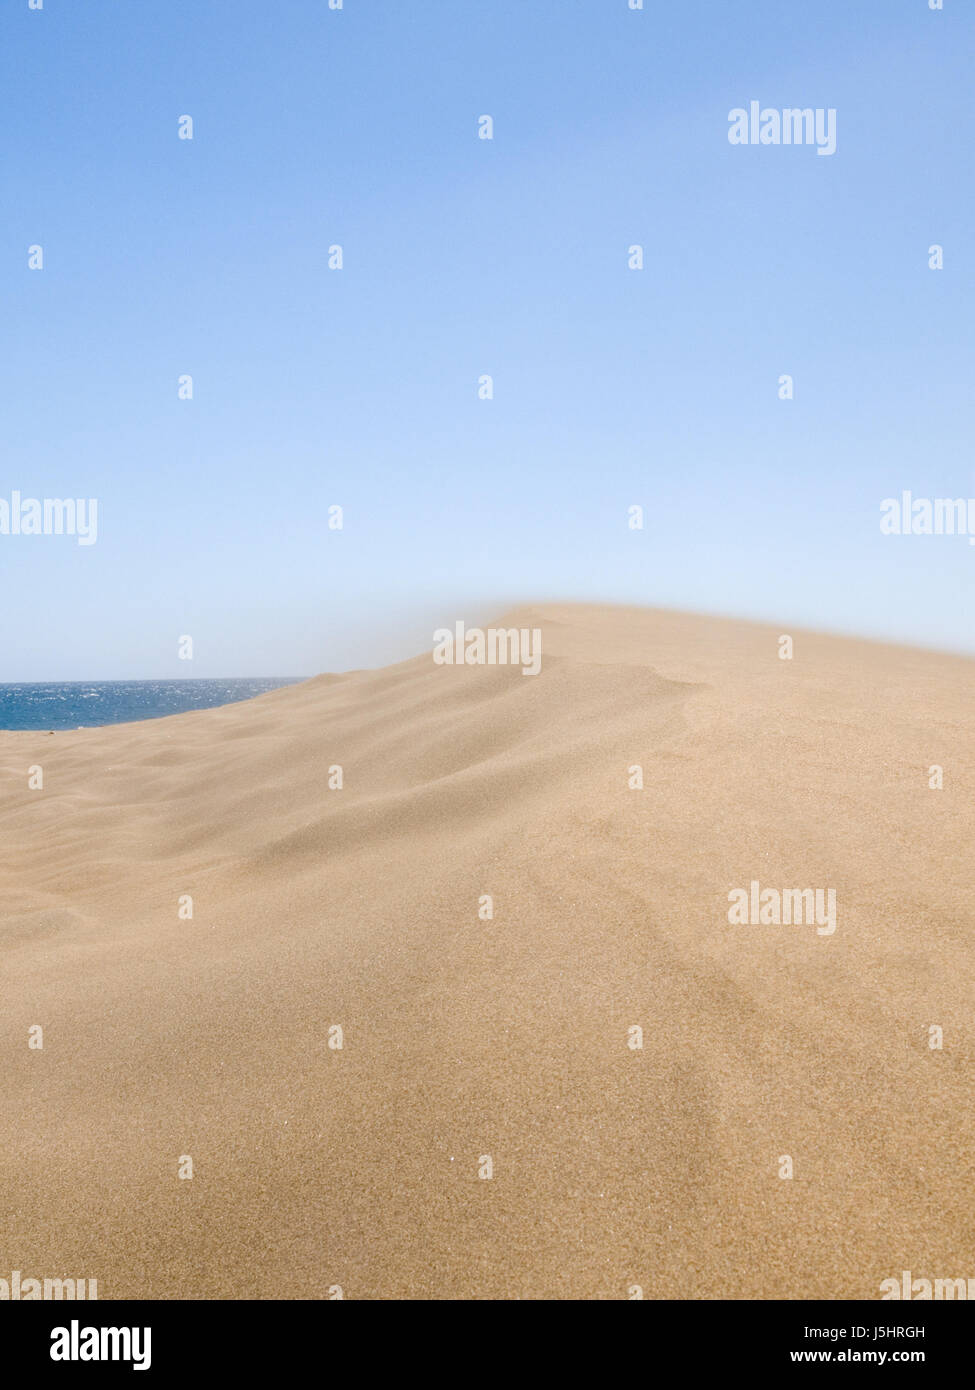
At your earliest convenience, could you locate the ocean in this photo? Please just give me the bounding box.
[0,678,305,732]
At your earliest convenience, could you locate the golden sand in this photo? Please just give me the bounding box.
[2,604,973,1299]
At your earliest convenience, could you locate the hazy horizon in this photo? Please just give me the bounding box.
[5,592,975,686]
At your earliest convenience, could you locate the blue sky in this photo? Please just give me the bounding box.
[2,0,972,678]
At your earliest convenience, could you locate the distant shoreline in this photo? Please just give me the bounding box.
[0,677,307,733]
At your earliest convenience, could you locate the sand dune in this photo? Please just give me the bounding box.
[2,603,973,1299]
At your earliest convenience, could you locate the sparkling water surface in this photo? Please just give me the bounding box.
[0,679,305,732]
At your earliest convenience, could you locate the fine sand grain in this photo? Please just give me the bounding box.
[2,604,973,1299]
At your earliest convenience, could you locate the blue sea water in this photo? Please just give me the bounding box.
[0,678,305,731]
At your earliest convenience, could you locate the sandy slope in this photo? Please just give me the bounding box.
[2,603,973,1300]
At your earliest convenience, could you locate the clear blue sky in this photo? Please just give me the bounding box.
[2,0,972,679]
